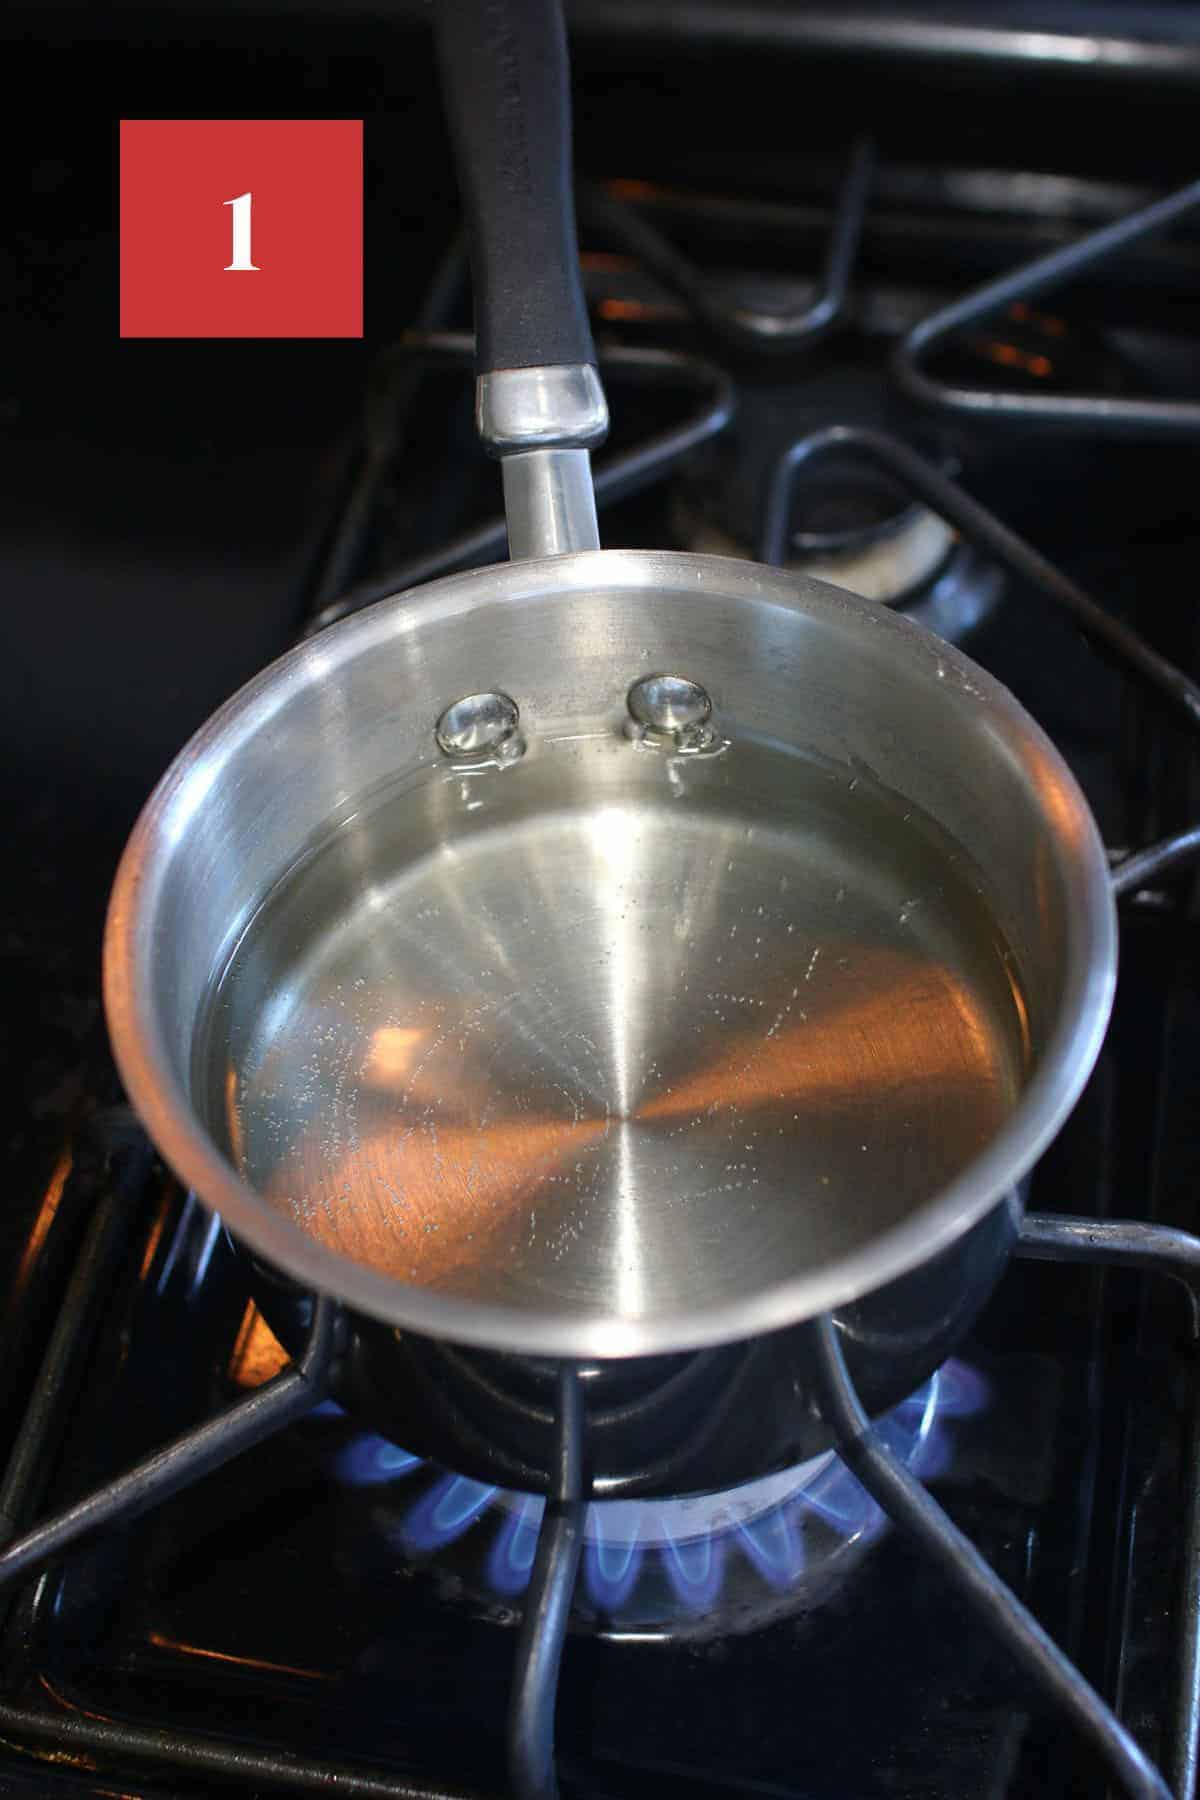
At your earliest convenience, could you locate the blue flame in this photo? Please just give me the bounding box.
[488,1495,544,1596]
[311,1398,348,1420]
[334,1434,423,1486]
[798,1455,883,1536]
[735,1504,805,1588]
[584,1521,645,1610]
[402,1472,499,1551]
[890,1359,988,1481]
[331,1356,987,1614]
[662,1526,726,1611]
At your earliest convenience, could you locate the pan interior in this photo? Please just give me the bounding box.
[195,728,1030,1325]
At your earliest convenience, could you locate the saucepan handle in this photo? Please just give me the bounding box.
[434,0,608,556]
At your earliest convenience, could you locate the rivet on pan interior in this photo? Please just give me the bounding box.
[435,692,525,766]
[626,674,717,752]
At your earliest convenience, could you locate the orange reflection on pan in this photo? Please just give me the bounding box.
[360,1026,427,1086]
[229,938,1026,1295]
[224,1062,244,1169]
[254,1109,613,1287]
[637,945,1014,1125]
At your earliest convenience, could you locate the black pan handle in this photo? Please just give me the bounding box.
[434,0,608,457]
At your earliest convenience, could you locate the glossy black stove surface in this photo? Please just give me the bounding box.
[0,1180,1114,1795]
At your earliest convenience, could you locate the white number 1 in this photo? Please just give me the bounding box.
[223,192,259,271]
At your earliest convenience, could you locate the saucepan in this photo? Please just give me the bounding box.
[103,0,1116,1497]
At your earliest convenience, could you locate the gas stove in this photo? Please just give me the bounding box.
[4,4,1200,1796]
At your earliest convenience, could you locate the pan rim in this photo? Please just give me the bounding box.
[103,549,1118,1359]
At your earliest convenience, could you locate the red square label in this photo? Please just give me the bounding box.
[120,119,363,339]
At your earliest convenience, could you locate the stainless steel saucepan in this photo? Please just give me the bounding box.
[103,0,1116,1490]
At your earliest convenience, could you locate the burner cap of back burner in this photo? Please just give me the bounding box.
[670,389,1003,633]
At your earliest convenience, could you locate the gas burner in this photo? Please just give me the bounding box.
[674,474,1004,645]
[667,367,1005,642]
[677,458,957,598]
[326,1360,987,1641]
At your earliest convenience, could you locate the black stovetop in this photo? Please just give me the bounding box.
[3,5,1200,1796]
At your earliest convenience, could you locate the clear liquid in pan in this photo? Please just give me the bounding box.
[195,732,1031,1323]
